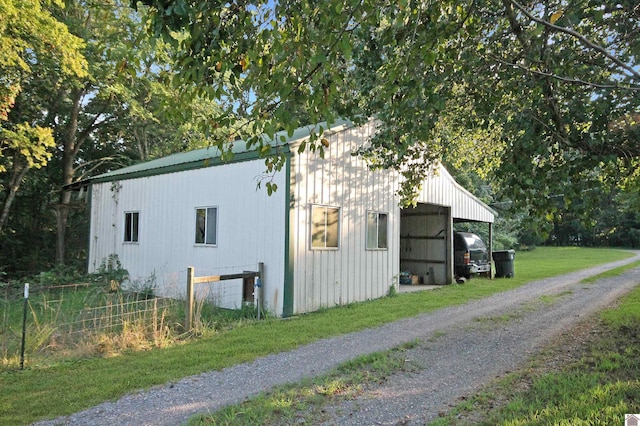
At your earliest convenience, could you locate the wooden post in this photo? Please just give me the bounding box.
[186,267,194,332]
[152,297,158,337]
[257,262,264,320]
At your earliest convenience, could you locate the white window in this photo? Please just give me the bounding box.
[311,205,340,249]
[366,211,388,249]
[124,211,139,243]
[195,207,218,245]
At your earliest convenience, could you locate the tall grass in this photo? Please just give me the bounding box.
[0,284,183,368]
[1,281,263,370]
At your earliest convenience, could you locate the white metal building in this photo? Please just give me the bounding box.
[84,119,495,317]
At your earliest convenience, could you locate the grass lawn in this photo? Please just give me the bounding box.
[0,246,635,425]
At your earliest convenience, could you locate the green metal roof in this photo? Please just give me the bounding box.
[89,119,354,184]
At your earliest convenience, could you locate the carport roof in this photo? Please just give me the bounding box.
[415,164,496,223]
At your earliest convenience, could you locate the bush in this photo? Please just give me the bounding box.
[35,264,86,287]
[91,254,129,291]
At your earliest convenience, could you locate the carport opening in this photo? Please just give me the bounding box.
[399,204,451,287]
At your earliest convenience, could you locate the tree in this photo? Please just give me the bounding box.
[135,0,639,217]
[0,0,87,234]
[2,0,211,272]
[44,0,205,265]
[0,124,54,231]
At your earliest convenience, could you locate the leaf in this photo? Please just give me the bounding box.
[549,10,563,24]
[260,145,272,156]
[311,52,326,65]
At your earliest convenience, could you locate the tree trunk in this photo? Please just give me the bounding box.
[54,190,72,265]
[0,156,29,234]
[55,88,83,265]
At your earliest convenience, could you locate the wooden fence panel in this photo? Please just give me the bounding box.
[185,263,263,331]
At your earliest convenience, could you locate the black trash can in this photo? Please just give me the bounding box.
[493,250,515,278]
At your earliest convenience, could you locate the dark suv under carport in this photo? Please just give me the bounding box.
[454,231,491,279]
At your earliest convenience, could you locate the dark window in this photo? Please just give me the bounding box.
[124,212,139,243]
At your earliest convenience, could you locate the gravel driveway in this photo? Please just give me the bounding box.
[36,252,640,426]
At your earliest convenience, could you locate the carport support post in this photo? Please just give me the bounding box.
[186,267,194,332]
[488,223,494,279]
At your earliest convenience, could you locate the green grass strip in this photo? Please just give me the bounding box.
[189,342,421,426]
[581,260,640,283]
[601,270,640,329]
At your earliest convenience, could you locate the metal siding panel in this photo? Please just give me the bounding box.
[90,159,287,313]
[415,164,494,223]
[291,125,505,308]
[89,182,118,273]
[292,121,398,313]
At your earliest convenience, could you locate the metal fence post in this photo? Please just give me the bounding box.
[20,283,29,370]
[186,267,194,332]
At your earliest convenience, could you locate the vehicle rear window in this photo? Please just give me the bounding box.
[464,235,486,250]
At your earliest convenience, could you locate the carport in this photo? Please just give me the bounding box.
[398,165,496,288]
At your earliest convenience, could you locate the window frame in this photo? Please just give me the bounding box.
[366,211,389,250]
[310,204,341,250]
[194,206,218,246]
[123,211,140,243]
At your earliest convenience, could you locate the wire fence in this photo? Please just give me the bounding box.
[1,262,264,369]
[1,283,182,368]
[61,296,178,336]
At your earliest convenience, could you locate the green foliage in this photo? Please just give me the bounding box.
[0,123,55,173]
[0,0,236,273]
[0,0,87,119]
[2,0,639,279]
[546,185,640,248]
[91,254,129,290]
[138,0,640,216]
[34,264,86,287]
[387,284,398,297]
[126,273,156,299]
[0,0,88,235]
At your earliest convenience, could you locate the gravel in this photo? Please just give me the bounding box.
[35,252,640,426]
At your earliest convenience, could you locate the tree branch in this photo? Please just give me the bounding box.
[222,2,363,144]
[501,0,530,50]
[71,155,123,182]
[490,55,640,91]
[508,0,640,80]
